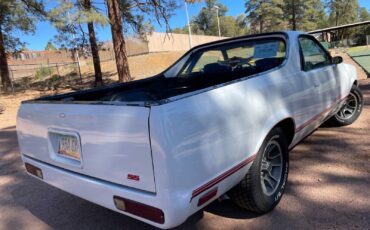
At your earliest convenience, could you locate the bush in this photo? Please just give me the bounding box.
[35,66,54,80]
[50,74,59,82]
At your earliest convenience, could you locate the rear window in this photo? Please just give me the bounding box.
[179,38,286,78]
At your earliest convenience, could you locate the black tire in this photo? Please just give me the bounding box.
[327,84,363,127]
[228,127,289,213]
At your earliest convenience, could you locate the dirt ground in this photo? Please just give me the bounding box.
[0,53,369,229]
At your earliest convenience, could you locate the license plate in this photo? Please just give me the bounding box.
[58,135,81,160]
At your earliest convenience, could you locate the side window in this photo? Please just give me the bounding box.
[299,36,331,71]
[181,50,224,74]
[178,38,286,78]
[226,46,253,59]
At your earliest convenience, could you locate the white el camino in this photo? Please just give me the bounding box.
[17,31,363,228]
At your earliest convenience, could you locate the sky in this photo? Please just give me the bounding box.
[22,0,370,51]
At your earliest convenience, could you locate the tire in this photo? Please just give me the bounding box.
[228,127,289,213]
[327,84,363,127]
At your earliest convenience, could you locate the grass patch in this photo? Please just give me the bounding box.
[347,46,370,75]
[347,46,370,54]
[35,66,54,80]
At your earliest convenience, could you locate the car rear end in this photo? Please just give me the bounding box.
[16,102,188,228]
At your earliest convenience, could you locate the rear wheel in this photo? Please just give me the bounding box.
[327,85,363,127]
[228,127,289,213]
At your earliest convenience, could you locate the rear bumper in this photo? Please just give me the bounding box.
[21,155,189,229]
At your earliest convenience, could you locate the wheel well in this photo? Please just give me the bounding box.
[274,118,295,145]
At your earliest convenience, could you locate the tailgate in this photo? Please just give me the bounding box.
[17,103,156,193]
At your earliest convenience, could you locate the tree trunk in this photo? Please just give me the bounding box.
[292,0,296,30]
[0,26,11,92]
[83,0,103,87]
[259,2,263,33]
[106,0,131,82]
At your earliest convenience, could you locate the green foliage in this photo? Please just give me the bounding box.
[35,66,54,80]
[192,0,228,36]
[118,0,178,38]
[327,0,366,41]
[245,0,285,33]
[0,0,45,51]
[45,41,57,50]
[212,15,248,37]
[49,0,108,49]
[20,46,29,51]
[327,0,359,26]
[173,1,248,37]
[50,74,59,82]
[358,7,370,21]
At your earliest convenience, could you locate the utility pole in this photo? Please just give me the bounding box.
[213,5,221,37]
[185,1,192,48]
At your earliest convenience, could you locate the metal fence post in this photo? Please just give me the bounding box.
[75,50,82,81]
[77,60,82,81]
[9,69,15,94]
[56,63,60,77]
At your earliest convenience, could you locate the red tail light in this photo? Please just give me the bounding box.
[113,196,165,224]
[25,163,43,179]
[198,187,218,206]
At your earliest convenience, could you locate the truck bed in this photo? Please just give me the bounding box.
[29,62,271,105]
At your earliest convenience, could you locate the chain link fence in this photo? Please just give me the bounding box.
[5,61,83,93]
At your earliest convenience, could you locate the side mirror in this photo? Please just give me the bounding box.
[332,56,343,64]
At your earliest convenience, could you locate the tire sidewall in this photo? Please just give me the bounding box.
[334,85,363,125]
[251,128,289,212]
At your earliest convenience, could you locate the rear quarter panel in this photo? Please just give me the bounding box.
[149,64,299,216]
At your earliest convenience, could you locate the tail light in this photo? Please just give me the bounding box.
[113,196,165,224]
[198,187,218,206]
[25,163,43,179]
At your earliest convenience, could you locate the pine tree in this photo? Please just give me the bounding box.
[327,0,359,26]
[0,0,45,92]
[106,0,131,82]
[106,0,177,83]
[50,0,106,87]
[245,0,285,34]
[45,41,57,50]
[327,0,360,40]
[358,7,370,21]
[192,0,228,36]
[283,0,326,31]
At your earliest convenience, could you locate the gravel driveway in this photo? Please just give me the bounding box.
[1,80,369,230]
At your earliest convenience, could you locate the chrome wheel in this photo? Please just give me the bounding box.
[336,92,358,120]
[260,138,283,196]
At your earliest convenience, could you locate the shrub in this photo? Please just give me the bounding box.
[50,74,59,82]
[35,66,54,80]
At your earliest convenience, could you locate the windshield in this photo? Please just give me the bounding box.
[179,38,286,79]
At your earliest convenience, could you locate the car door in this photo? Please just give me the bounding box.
[297,36,340,129]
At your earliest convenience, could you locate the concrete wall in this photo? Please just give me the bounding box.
[147,32,228,52]
[101,37,149,57]
[7,33,228,79]
[8,33,227,65]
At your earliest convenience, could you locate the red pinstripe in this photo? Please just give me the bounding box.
[190,154,257,202]
[295,95,348,133]
[190,94,348,202]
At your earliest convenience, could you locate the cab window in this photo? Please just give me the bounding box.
[179,38,286,78]
[299,36,331,71]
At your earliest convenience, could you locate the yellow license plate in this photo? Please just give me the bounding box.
[58,135,81,160]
